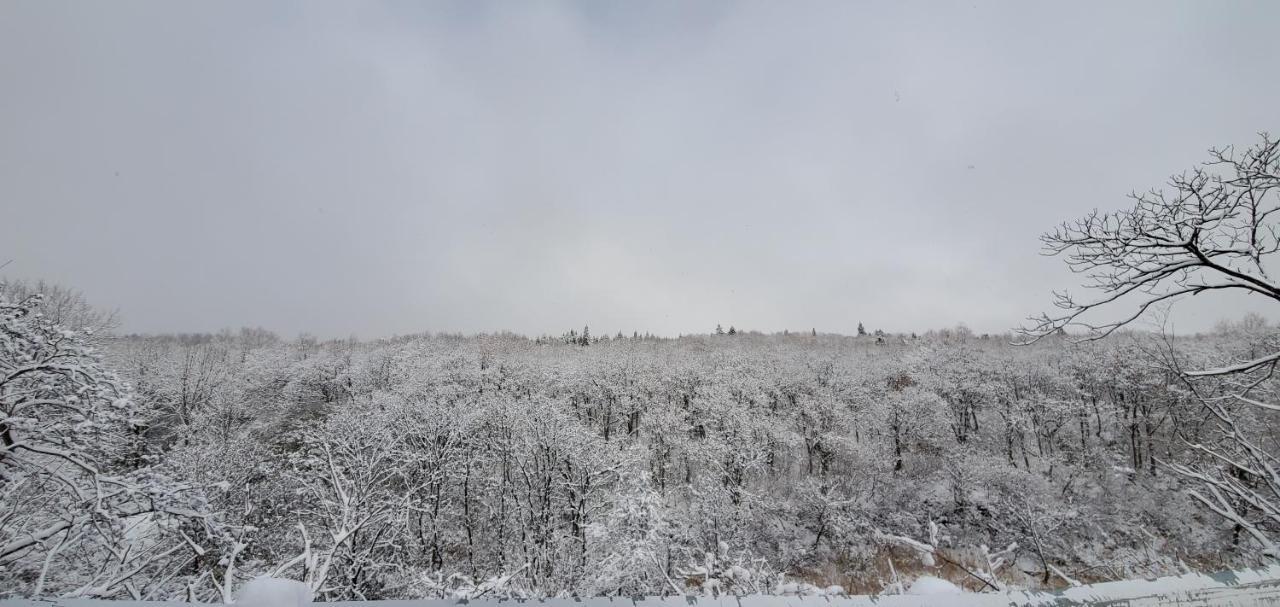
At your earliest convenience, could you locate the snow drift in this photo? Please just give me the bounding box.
[235,576,311,607]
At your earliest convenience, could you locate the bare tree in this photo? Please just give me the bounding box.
[1021,133,1280,555]
[1022,133,1279,343]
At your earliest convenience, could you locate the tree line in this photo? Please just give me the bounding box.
[2,133,1278,600]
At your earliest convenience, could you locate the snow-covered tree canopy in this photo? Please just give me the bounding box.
[0,285,224,599]
[4,269,1280,600]
[47,321,1270,600]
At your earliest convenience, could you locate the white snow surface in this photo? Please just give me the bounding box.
[905,575,962,595]
[235,576,311,607]
[3,566,1280,607]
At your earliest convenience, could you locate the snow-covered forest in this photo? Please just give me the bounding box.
[4,283,1279,601]
[7,136,1280,602]
[5,133,1280,603]
[4,2,1280,602]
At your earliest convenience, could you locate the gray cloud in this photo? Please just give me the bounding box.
[3,0,1278,338]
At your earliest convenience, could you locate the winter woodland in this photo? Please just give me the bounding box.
[2,135,1279,601]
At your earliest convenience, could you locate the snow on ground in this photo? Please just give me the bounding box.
[3,566,1280,607]
[905,575,962,595]
[235,576,311,606]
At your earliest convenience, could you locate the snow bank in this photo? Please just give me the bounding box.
[905,575,962,595]
[3,565,1280,607]
[235,576,311,607]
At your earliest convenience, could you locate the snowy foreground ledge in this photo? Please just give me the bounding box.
[5,566,1280,607]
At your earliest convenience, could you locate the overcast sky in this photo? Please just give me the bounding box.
[2,1,1278,338]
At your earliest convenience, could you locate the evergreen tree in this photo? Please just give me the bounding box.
[728,325,737,335]
[580,325,591,346]
[857,322,866,336]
